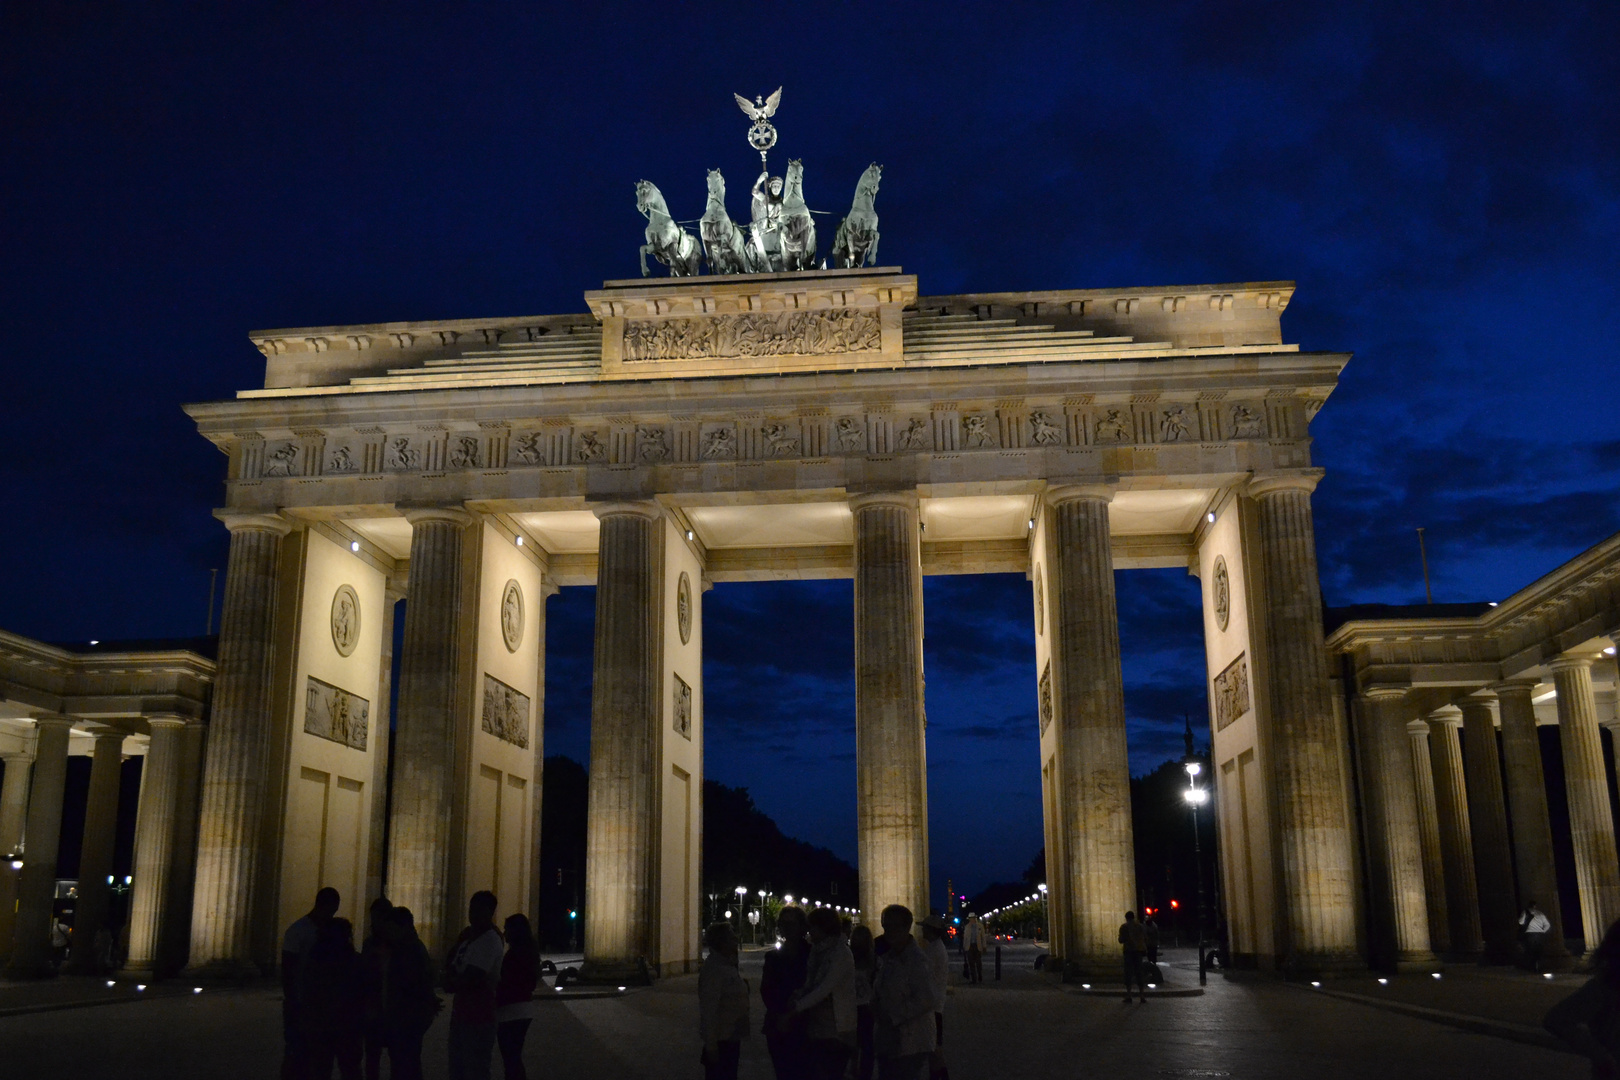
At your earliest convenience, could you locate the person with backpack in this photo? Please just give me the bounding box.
[1118,911,1148,1004]
[445,891,504,1080]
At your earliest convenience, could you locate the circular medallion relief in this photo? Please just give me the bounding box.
[1213,555,1231,632]
[677,572,693,645]
[500,580,524,653]
[1034,565,1045,636]
[330,584,360,657]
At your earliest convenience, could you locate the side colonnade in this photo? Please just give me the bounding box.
[1332,531,1620,970]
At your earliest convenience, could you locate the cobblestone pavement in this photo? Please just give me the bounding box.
[0,945,1589,1078]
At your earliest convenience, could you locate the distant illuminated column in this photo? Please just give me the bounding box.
[1427,708,1482,956]
[1406,720,1449,954]
[1354,689,1433,967]
[1551,656,1620,949]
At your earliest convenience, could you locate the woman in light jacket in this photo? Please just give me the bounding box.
[793,906,857,1080]
[699,922,750,1080]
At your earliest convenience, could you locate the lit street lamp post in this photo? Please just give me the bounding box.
[1183,761,1209,986]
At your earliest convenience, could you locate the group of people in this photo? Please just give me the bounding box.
[699,902,953,1080]
[280,888,539,1080]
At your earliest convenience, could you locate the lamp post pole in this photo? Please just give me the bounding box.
[1183,760,1210,987]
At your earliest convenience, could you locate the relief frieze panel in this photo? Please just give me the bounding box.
[481,673,530,749]
[305,676,370,751]
[1213,652,1251,731]
[621,308,881,363]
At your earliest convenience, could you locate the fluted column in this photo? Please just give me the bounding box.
[1428,709,1482,956]
[1042,484,1133,967]
[1355,690,1433,968]
[1459,697,1517,962]
[1407,720,1450,954]
[162,722,205,973]
[6,716,73,977]
[1551,656,1620,949]
[66,729,126,972]
[1495,680,1566,965]
[188,513,291,973]
[387,507,475,955]
[127,717,186,973]
[852,491,930,925]
[583,502,664,976]
[0,751,35,963]
[366,583,402,903]
[1248,471,1357,969]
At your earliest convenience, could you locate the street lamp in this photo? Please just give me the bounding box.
[735,886,748,937]
[1183,761,1210,986]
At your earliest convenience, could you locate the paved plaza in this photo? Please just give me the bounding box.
[0,945,1588,1078]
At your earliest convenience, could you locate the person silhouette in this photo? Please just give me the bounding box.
[495,913,540,1080]
[283,887,341,1079]
[303,917,364,1079]
[445,891,504,1080]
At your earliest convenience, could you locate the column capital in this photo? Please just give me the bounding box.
[213,510,292,537]
[848,489,918,513]
[1489,678,1540,698]
[1043,482,1116,507]
[84,725,127,743]
[1358,685,1410,702]
[588,499,664,522]
[400,505,477,528]
[29,714,76,731]
[1428,705,1463,727]
[1406,718,1432,736]
[1246,468,1325,499]
[143,715,188,732]
[1550,654,1598,674]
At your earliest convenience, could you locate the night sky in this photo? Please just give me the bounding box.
[4,5,1617,903]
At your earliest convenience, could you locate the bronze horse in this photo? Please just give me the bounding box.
[636,180,701,277]
[833,163,882,269]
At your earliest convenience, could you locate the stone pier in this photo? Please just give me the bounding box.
[1550,656,1620,949]
[189,514,290,974]
[852,491,931,924]
[583,503,664,979]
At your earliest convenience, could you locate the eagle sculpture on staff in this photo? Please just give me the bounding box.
[735,87,783,162]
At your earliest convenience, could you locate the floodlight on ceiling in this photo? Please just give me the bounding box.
[350,541,361,552]
[1207,511,1216,524]
[515,535,524,547]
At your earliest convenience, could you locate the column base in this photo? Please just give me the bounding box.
[1281,951,1365,981]
[1393,952,1441,974]
[3,956,59,981]
[577,957,655,986]
[185,957,271,983]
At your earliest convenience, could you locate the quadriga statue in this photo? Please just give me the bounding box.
[636,180,701,278]
[832,163,881,269]
[699,170,768,275]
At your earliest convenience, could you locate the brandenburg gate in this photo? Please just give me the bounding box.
[183,265,1360,978]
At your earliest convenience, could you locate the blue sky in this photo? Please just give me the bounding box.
[3,3,1617,900]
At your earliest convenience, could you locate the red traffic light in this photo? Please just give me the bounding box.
[1170,900,1179,909]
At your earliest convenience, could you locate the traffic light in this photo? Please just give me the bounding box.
[569,910,577,919]
[1170,900,1179,910]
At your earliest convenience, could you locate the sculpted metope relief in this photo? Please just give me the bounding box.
[330,584,360,657]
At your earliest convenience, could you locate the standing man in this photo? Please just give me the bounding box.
[700,922,750,1080]
[1519,900,1553,973]
[961,914,985,985]
[871,906,936,1080]
[445,891,504,1080]
[1118,911,1147,1004]
[282,887,341,1080]
[762,905,811,1080]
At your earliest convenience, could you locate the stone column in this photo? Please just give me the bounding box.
[0,751,34,963]
[6,716,73,978]
[66,729,126,973]
[1550,656,1620,949]
[1459,697,1517,962]
[1428,709,1482,956]
[1042,484,1133,968]
[1407,720,1450,954]
[387,507,475,955]
[1248,471,1358,969]
[852,491,930,925]
[189,513,291,973]
[366,582,403,904]
[528,580,558,935]
[1494,680,1567,966]
[162,723,206,974]
[1354,690,1433,968]
[127,717,186,973]
[583,502,664,977]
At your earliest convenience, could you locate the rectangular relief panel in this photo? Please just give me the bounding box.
[304,677,370,751]
[481,674,531,749]
[1213,653,1251,732]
